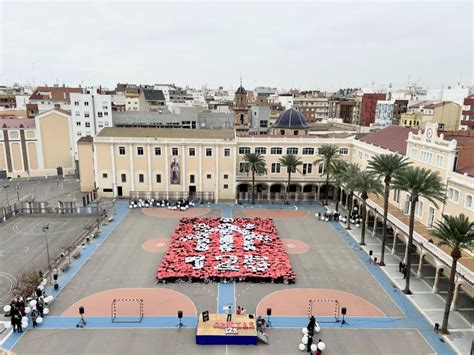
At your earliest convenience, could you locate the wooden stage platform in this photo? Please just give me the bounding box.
[196,313,258,345]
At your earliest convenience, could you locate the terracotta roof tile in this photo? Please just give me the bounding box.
[358,126,419,154]
[29,86,82,101]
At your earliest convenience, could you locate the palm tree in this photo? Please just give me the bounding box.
[329,159,348,212]
[242,153,267,204]
[342,163,360,230]
[314,144,340,205]
[368,154,411,266]
[351,171,384,245]
[393,167,446,294]
[279,154,302,203]
[431,214,474,334]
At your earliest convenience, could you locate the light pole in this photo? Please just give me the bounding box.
[42,223,51,282]
[3,184,10,206]
[93,188,101,235]
[112,199,116,216]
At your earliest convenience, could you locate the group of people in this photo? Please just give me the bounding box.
[316,211,342,222]
[129,198,196,209]
[7,290,46,332]
[305,316,325,354]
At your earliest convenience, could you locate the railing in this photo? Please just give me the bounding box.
[0,201,83,223]
[237,192,321,204]
[129,191,215,204]
[365,198,473,286]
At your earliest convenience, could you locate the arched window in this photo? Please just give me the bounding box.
[240,114,244,124]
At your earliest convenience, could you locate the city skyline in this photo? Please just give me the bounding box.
[1,1,472,91]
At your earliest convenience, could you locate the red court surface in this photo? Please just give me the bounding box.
[281,239,310,254]
[243,209,308,219]
[62,288,196,316]
[256,289,384,317]
[142,208,212,218]
[142,238,171,253]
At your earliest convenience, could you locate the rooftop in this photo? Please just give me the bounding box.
[29,86,82,101]
[143,89,165,102]
[358,125,419,154]
[97,127,235,140]
[0,118,35,129]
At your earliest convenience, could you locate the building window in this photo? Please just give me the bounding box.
[412,148,417,159]
[85,122,91,127]
[104,112,109,116]
[224,148,231,157]
[393,188,400,203]
[339,148,349,155]
[77,132,82,136]
[302,163,312,175]
[102,173,108,178]
[156,174,161,183]
[189,148,195,156]
[172,148,179,156]
[270,147,282,155]
[98,112,103,117]
[154,147,161,156]
[206,174,212,179]
[271,163,281,174]
[415,201,423,217]
[121,174,126,182]
[260,120,268,128]
[190,175,195,184]
[84,102,89,106]
[239,147,250,155]
[206,148,213,157]
[137,147,144,155]
[118,146,126,155]
[302,148,314,155]
[139,174,144,183]
[447,188,459,202]
[75,111,80,116]
[223,184,229,189]
[84,112,90,118]
[76,122,81,126]
[74,101,79,106]
[465,195,473,209]
[436,155,444,167]
[239,162,247,173]
[293,130,298,135]
[318,163,325,174]
[223,174,228,179]
[287,147,298,155]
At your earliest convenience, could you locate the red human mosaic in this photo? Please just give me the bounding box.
[156,217,295,283]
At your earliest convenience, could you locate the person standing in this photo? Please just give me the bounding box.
[403,265,408,279]
[236,306,241,315]
[31,310,38,328]
[226,306,232,322]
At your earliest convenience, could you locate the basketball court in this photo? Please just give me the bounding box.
[4,203,453,354]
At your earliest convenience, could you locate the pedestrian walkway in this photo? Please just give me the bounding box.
[333,211,471,355]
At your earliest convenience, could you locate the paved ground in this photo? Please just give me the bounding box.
[2,203,461,354]
[0,215,95,306]
[11,328,436,355]
[0,177,84,207]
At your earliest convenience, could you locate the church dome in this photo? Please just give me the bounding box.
[235,85,247,94]
[272,108,309,129]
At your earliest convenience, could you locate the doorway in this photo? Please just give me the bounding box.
[117,186,123,197]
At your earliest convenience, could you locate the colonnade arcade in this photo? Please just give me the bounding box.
[338,187,473,312]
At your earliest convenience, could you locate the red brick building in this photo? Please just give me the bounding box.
[360,93,386,126]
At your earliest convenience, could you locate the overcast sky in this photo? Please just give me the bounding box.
[0,1,472,91]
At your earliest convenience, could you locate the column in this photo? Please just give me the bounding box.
[432,267,442,293]
[93,143,99,190]
[128,144,135,192]
[110,144,117,197]
[391,233,397,254]
[147,144,152,192]
[198,145,203,192]
[417,253,424,278]
[316,184,321,201]
[215,144,219,203]
[450,282,461,311]
[164,144,169,199]
[365,210,370,231]
[181,143,186,193]
[339,187,344,204]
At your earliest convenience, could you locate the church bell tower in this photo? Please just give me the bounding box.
[233,79,249,136]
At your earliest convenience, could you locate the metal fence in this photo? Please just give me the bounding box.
[130,191,215,204]
[237,192,322,205]
[0,201,84,223]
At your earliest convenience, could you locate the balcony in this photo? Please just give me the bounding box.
[461,110,474,116]
[460,120,474,127]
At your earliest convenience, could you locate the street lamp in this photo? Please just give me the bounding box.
[3,184,10,206]
[42,223,51,282]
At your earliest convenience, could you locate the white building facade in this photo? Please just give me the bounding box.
[374,100,395,126]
